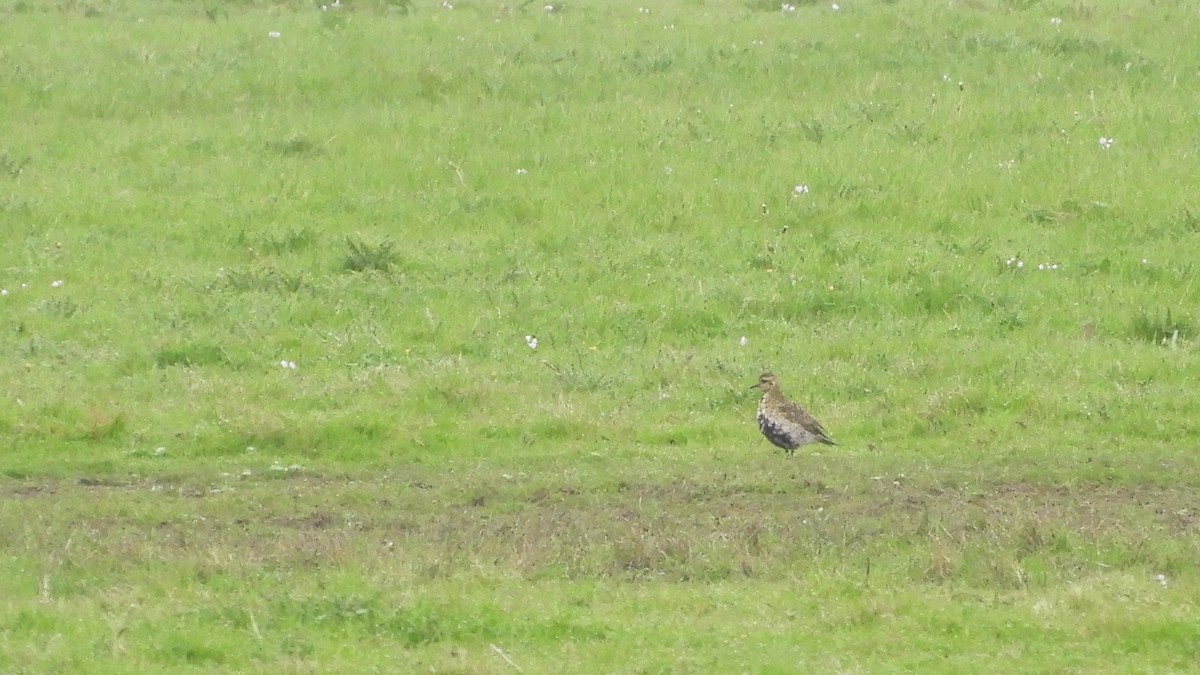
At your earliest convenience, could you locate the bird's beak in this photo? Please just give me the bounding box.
[748,384,758,390]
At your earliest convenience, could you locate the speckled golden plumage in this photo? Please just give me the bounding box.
[752,372,836,456]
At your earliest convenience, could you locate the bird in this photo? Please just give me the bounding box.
[752,371,836,456]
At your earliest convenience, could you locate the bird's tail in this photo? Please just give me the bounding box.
[819,435,837,446]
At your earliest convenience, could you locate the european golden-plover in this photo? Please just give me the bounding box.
[752,371,836,456]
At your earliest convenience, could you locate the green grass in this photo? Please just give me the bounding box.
[3,0,1200,671]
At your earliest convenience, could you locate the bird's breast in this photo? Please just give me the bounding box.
[757,410,801,450]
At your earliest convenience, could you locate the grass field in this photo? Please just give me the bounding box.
[3,0,1200,671]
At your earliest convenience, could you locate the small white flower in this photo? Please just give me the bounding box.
[638,7,650,13]
[781,3,796,12]
[153,447,166,456]
[831,3,840,9]
[1016,260,1024,268]
[0,289,7,296]
[1050,17,1062,25]
[268,31,281,38]
[515,168,527,175]
[1156,573,1168,587]
[51,280,63,288]
[241,468,252,477]
[544,4,556,12]
[525,335,538,350]
[280,360,297,369]
[1099,137,1115,150]
[739,336,748,347]
[1142,258,1149,264]
[793,184,809,196]
[1038,263,1046,270]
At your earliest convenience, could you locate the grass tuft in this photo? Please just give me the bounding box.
[219,264,311,293]
[1130,309,1193,346]
[154,343,229,368]
[342,237,398,273]
[0,151,29,178]
[265,135,322,158]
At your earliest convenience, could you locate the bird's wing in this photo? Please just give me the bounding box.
[784,402,828,436]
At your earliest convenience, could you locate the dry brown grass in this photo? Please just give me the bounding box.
[5,471,1196,586]
[4,469,1198,672]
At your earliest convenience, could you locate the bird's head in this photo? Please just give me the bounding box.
[751,372,780,392]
